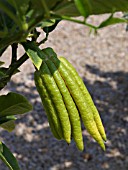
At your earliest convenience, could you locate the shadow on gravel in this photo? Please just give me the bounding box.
[0,66,128,170]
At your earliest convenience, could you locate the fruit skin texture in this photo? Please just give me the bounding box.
[47,54,105,151]
[46,59,84,151]
[34,71,63,140]
[39,61,71,144]
[59,57,107,142]
[52,58,105,150]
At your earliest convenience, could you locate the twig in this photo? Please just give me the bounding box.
[38,32,49,45]
[0,53,29,90]
[11,43,18,64]
[6,53,29,76]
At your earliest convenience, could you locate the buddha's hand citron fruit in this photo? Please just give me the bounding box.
[33,46,107,151]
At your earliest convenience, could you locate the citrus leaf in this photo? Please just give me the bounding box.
[0,92,32,117]
[98,14,127,29]
[0,142,20,170]
[0,61,5,66]
[0,70,6,78]
[22,41,45,70]
[90,0,128,15]
[45,0,62,10]
[0,120,15,132]
[7,0,30,16]
[37,19,56,28]
[0,115,16,132]
[0,115,16,124]
[74,0,92,17]
[74,0,128,16]
[0,142,3,152]
[54,1,80,17]
[0,116,16,132]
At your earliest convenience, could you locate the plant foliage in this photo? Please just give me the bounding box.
[0,0,127,169]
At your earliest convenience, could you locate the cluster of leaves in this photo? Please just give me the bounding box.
[0,0,128,169]
[0,0,128,51]
[0,93,32,169]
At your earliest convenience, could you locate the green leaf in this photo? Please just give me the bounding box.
[7,0,30,31]
[54,0,128,17]
[37,19,56,28]
[30,0,45,17]
[0,70,6,78]
[0,61,5,66]
[74,0,128,16]
[0,115,16,132]
[74,0,92,17]
[45,0,62,10]
[0,92,32,117]
[0,67,19,81]
[22,42,46,70]
[7,0,30,16]
[98,14,127,29]
[0,142,3,152]
[0,1,19,27]
[0,120,15,132]
[54,1,80,17]
[0,115,16,124]
[0,142,20,170]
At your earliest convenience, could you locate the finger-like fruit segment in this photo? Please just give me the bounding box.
[59,57,107,141]
[50,56,105,150]
[34,71,63,140]
[40,61,71,144]
[46,59,84,151]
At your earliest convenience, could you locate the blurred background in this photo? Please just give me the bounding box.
[0,14,128,170]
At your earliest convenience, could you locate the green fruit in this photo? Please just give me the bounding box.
[39,61,71,144]
[46,59,84,151]
[34,71,63,140]
[50,55,105,150]
[59,57,107,141]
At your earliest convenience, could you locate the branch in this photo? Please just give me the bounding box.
[38,32,49,45]
[0,53,29,90]
[50,13,97,31]
[11,43,18,64]
[6,53,29,76]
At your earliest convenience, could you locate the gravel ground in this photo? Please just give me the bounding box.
[0,14,128,170]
